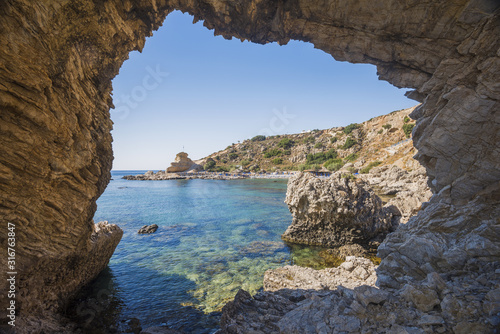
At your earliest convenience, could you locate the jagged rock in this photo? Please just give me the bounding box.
[400,284,440,312]
[359,165,432,224]
[377,193,500,289]
[138,224,158,234]
[354,285,390,307]
[282,172,395,247]
[166,152,201,173]
[220,259,500,333]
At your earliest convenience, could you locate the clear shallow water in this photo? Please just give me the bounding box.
[68,171,330,333]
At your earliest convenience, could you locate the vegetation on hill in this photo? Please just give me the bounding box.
[201,107,418,173]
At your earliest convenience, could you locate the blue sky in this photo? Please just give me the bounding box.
[111,11,416,170]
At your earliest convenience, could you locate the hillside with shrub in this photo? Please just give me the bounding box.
[197,106,419,174]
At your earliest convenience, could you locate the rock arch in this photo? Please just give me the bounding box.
[0,0,498,329]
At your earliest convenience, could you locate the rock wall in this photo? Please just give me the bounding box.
[0,0,499,329]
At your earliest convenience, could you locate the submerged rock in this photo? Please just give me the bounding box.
[138,224,158,234]
[282,172,395,248]
[320,244,369,261]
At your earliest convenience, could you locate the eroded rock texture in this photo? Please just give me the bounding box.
[282,172,395,247]
[0,0,499,331]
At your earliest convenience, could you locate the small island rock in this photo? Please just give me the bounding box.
[282,172,395,248]
[138,224,158,234]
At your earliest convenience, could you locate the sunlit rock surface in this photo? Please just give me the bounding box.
[166,152,201,173]
[282,172,395,247]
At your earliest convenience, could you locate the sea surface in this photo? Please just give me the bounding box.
[68,170,329,333]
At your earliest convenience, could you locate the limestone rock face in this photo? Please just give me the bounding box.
[377,191,500,288]
[282,172,395,247]
[0,0,499,329]
[359,165,432,224]
[166,152,199,173]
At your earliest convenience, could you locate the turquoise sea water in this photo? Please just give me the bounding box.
[68,171,328,333]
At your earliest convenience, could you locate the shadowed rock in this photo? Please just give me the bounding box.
[138,224,159,234]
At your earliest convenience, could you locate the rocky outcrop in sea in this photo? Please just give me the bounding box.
[282,172,396,248]
[166,152,202,173]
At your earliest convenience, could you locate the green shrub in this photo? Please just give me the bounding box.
[240,159,251,167]
[204,160,216,170]
[298,164,309,171]
[382,124,392,130]
[377,129,383,134]
[342,137,357,149]
[283,149,291,155]
[277,138,295,149]
[251,135,266,142]
[325,158,344,172]
[215,155,220,161]
[360,161,382,174]
[343,123,359,135]
[263,149,282,158]
[404,116,410,123]
[228,153,239,160]
[306,148,338,164]
[344,153,358,162]
[314,142,324,149]
[272,158,283,165]
[341,173,356,180]
[330,136,338,143]
[251,165,260,172]
[302,136,315,144]
[347,167,356,173]
[403,123,415,138]
[221,159,228,164]
[214,166,229,173]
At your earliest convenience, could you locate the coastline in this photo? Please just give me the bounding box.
[121,170,332,181]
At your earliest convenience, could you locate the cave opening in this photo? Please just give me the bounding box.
[1,1,498,333]
[69,10,420,333]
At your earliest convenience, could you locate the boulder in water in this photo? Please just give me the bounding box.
[282,172,395,247]
[138,224,158,234]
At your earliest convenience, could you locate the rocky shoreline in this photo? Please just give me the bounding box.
[122,170,299,181]
[215,168,499,333]
[219,256,499,333]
